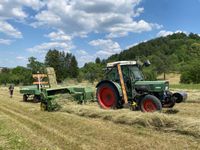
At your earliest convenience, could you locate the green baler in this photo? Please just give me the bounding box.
[20,85,42,102]
[19,67,95,111]
[40,86,94,111]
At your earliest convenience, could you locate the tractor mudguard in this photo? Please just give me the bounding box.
[96,80,122,97]
[172,92,187,103]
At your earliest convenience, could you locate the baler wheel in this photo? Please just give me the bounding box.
[23,95,28,102]
[97,83,120,109]
[140,95,162,112]
[33,95,41,102]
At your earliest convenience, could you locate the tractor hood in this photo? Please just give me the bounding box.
[134,80,169,92]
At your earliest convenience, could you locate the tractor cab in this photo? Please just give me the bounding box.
[105,61,144,83]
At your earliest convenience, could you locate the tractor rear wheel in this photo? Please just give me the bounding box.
[97,83,121,109]
[140,95,162,112]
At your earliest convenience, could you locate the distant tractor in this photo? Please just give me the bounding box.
[96,61,187,112]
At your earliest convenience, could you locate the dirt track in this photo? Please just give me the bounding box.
[0,88,200,150]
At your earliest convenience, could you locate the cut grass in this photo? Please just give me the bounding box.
[0,115,30,150]
[170,84,200,90]
[60,104,200,138]
[0,88,200,149]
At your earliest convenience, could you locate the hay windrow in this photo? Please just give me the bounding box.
[60,104,200,138]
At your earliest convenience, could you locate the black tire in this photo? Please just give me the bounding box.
[96,83,122,109]
[33,95,41,102]
[163,98,176,108]
[23,95,28,102]
[140,95,162,112]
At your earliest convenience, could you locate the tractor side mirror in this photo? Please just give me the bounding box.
[143,60,151,67]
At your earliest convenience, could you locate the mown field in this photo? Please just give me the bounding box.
[0,86,200,150]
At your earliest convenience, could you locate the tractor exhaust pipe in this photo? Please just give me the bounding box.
[172,92,187,103]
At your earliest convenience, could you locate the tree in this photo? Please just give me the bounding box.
[69,56,78,78]
[45,49,79,82]
[95,57,101,64]
[11,66,32,85]
[27,57,45,73]
[45,50,62,82]
[180,60,200,84]
[0,66,32,85]
[81,62,103,83]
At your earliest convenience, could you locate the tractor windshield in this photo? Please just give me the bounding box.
[129,66,144,81]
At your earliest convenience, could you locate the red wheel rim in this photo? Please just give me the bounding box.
[143,99,157,112]
[98,86,115,109]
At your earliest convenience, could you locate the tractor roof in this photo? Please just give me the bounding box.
[107,61,137,67]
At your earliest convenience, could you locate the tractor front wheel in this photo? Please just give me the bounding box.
[140,95,162,112]
[97,83,121,109]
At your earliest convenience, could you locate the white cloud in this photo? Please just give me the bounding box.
[16,56,27,61]
[0,0,43,20]
[106,20,162,38]
[134,7,144,17]
[89,39,121,58]
[76,53,95,67]
[126,43,139,49]
[75,49,96,67]
[175,30,187,34]
[0,39,12,45]
[0,0,45,39]
[45,31,71,41]
[0,20,22,38]
[157,30,188,37]
[12,7,27,19]
[76,50,88,55]
[157,30,173,37]
[75,39,122,66]
[32,0,161,38]
[16,0,45,10]
[27,42,74,53]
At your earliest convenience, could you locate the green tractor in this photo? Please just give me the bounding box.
[96,61,187,112]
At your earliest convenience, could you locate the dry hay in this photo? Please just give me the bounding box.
[59,104,200,138]
[46,67,58,87]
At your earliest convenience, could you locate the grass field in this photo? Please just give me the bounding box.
[171,84,200,90]
[0,87,200,150]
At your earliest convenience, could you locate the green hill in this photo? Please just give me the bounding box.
[105,33,200,83]
[108,33,200,73]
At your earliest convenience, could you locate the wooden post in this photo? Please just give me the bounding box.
[117,64,128,104]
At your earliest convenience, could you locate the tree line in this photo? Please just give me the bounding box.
[0,49,79,85]
[1,32,200,85]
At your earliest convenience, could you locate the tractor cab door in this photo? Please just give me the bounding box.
[121,66,133,98]
[122,65,144,98]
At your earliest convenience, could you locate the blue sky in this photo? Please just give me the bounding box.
[0,0,200,68]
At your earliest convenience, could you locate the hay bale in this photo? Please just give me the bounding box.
[46,67,57,87]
